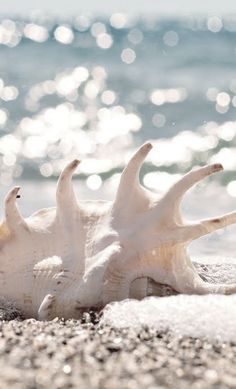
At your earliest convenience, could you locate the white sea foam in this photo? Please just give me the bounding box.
[101,263,236,342]
[101,294,236,342]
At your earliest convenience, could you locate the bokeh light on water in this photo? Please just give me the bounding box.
[1,13,236,201]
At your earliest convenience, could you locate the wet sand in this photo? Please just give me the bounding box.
[0,311,235,389]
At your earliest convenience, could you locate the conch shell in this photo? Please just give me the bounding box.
[0,143,236,320]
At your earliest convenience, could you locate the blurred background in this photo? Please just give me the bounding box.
[1,0,236,257]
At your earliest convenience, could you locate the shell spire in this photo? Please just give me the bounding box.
[4,186,28,230]
[56,159,80,217]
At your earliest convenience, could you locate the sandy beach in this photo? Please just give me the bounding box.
[0,263,235,388]
[0,310,235,389]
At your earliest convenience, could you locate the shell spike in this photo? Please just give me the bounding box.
[4,186,27,230]
[118,142,152,191]
[159,163,223,217]
[113,143,152,212]
[179,211,236,242]
[56,159,80,215]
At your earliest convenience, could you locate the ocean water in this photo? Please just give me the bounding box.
[1,14,236,336]
[1,14,236,184]
[0,14,236,253]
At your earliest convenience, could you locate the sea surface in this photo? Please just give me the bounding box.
[1,14,236,338]
[1,15,236,183]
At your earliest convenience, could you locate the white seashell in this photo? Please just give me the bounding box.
[1,143,236,320]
